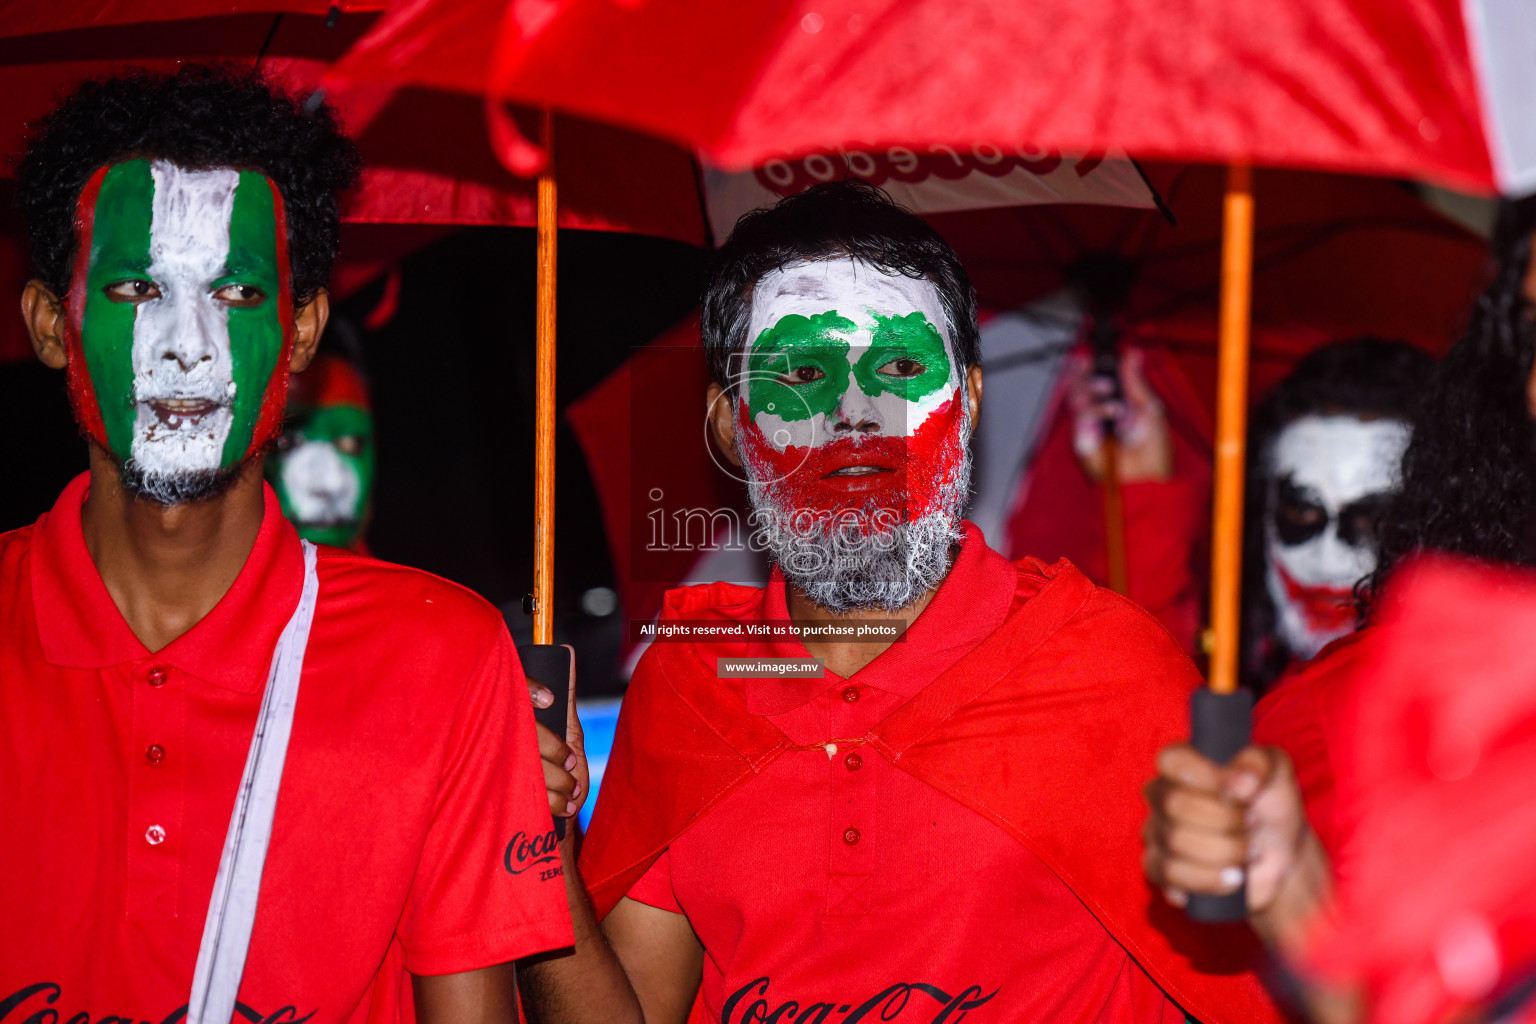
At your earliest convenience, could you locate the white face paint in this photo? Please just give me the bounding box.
[741,257,961,453]
[279,441,362,525]
[1265,414,1411,660]
[129,162,239,479]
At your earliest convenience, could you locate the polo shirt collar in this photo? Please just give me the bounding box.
[31,472,304,692]
[747,521,1017,715]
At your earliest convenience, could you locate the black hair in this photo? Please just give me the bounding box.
[1243,337,1436,687]
[699,179,980,386]
[15,63,360,304]
[1362,195,1536,609]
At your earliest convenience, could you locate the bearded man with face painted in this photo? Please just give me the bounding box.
[517,182,1285,1024]
[0,68,572,1023]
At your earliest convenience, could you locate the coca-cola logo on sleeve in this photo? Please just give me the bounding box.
[0,982,315,1024]
[752,144,1102,197]
[722,977,998,1024]
[503,828,562,882]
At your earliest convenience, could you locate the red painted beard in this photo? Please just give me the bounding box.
[1273,560,1357,635]
[736,390,967,532]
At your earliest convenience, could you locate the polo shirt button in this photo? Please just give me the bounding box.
[841,686,859,703]
[145,825,167,846]
[844,752,863,771]
[842,827,861,845]
[146,667,168,687]
[146,744,165,765]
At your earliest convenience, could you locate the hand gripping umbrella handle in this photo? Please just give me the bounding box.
[523,644,573,840]
[1186,686,1253,923]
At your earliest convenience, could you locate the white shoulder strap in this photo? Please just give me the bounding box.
[188,539,320,1024]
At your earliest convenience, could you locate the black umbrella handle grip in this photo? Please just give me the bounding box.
[1185,686,1254,923]
[1088,318,1124,440]
[522,644,574,840]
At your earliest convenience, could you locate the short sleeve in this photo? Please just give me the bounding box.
[625,847,683,914]
[396,626,574,974]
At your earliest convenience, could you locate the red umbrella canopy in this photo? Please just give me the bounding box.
[329,0,1536,195]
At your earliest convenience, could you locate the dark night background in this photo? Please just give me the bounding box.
[0,226,708,697]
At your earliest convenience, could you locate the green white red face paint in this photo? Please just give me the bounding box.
[1264,414,1410,661]
[66,158,293,504]
[732,257,972,611]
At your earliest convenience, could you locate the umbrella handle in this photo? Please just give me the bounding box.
[523,644,574,839]
[1205,163,1252,697]
[1090,320,1129,595]
[1186,687,1254,922]
[1101,438,1129,596]
[1187,164,1253,925]
[533,110,557,646]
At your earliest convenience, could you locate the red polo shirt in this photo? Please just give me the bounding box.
[0,474,572,1024]
[626,527,1185,1023]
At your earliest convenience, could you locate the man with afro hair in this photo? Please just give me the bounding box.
[0,66,572,1023]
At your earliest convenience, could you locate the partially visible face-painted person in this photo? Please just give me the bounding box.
[68,157,292,504]
[732,256,971,611]
[267,354,374,548]
[1264,414,1411,661]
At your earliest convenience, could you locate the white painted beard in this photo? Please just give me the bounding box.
[745,406,974,613]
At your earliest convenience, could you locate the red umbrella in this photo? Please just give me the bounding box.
[328,0,1536,195]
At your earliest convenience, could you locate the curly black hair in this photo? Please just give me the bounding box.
[15,63,360,304]
[700,179,980,387]
[1243,337,1435,688]
[1360,195,1536,609]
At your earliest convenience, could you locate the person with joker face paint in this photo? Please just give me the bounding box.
[1047,338,1431,687]
[1262,416,1408,661]
[268,353,376,550]
[1,67,573,1024]
[519,181,1289,1024]
[1245,339,1435,685]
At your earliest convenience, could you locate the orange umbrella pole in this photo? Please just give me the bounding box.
[1187,163,1255,925]
[532,109,557,646]
[1101,437,1129,595]
[1208,164,1253,697]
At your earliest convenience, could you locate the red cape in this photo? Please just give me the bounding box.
[581,558,1287,1024]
